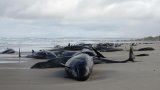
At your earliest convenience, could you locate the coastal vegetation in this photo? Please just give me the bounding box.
[137,35,160,41]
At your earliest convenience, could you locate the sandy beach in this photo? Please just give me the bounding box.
[0,42,160,90]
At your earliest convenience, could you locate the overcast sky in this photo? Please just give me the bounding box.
[0,0,160,38]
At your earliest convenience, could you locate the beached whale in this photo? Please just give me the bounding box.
[26,50,57,59]
[136,54,149,57]
[62,54,94,81]
[31,48,96,69]
[31,57,71,69]
[31,46,135,81]
[1,48,15,54]
[137,47,154,51]
[31,46,135,69]
[95,43,123,52]
[92,46,135,63]
[31,49,95,81]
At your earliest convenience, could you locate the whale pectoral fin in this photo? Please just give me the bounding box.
[60,62,65,66]
[91,47,106,58]
[60,63,71,69]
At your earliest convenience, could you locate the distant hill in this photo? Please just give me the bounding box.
[136,36,160,41]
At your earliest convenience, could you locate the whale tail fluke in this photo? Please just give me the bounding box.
[127,46,135,62]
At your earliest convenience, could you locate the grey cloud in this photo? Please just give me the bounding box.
[0,0,159,21]
[0,0,159,38]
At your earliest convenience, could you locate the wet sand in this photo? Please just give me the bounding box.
[0,42,160,90]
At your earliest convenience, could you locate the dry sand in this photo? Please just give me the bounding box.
[0,42,160,90]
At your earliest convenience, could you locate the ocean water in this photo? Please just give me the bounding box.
[0,37,130,52]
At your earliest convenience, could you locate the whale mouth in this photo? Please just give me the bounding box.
[74,63,88,80]
[76,66,80,77]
